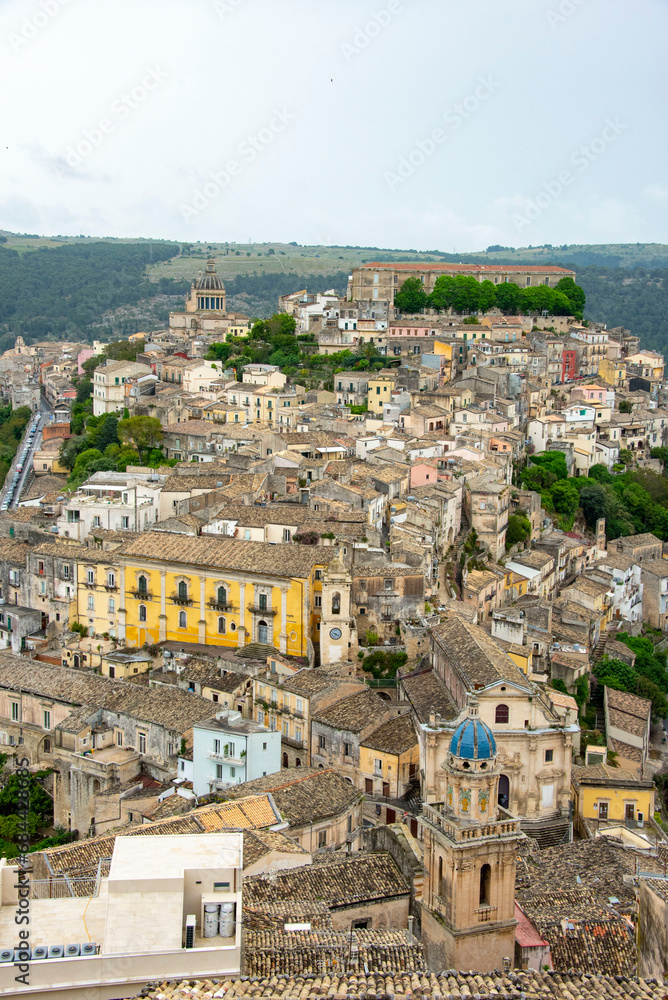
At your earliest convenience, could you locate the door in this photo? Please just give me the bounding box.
[410,818,419,838]
[598,802,608,820]
[625,803,635,822]
[258,620,268,644]
[382,782,390,798]
[498,774,510,808]
[386,808,396,824]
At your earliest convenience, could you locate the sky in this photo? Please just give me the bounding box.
[1,0,667,252]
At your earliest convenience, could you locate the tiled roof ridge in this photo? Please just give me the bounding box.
[246,768,335,795]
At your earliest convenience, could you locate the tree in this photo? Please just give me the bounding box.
[449,276,482,314]
[495,281,523,314]
[555,276,586,317]
[92,414,119,452]
[117,416,163,461]
[506,513,531,548]
[394,277,428,313]
[428,275,454,312]
[478,280,497,313]
[550,480,580,516]
[578,481,609,528]
[588,464,613,483]
[619,399,633,414]
[593,656,638,693]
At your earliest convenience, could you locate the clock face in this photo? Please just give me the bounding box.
[329,627,342,640]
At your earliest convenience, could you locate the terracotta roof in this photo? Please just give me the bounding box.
[125,969,666,999]
[244,852,409,910]
[359,261,574,274]
[313,689,390,733]
[226,767,362,827]
[116,531,328,579]
[431,617,528,689]
[360,714,417,755]
[400,670,458,725]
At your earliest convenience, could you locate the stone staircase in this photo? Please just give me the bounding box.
[520,816,571,850]
[235,642,276,662]
[592,622,619,663]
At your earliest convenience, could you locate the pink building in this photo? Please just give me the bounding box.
[77,348,94,375]
[410,462,439,488]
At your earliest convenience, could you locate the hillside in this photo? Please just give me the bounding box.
[1,232,667,348]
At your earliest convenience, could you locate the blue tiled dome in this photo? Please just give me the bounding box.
[449,717,497,760]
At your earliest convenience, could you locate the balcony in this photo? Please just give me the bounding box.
[420,801,519,843]
[208,599,234,612]
[171,593,193,606]
[247,603,278,616]
[104,584,118,592]
[208,749,246,765]
[130,589,153,601]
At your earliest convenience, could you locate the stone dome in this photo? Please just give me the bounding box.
[449,714,496,761]
[194,258,225,291]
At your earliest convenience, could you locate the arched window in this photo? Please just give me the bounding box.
[495,704,509,724]
[332,592,341,615]
[295,757,301,767]
[179,610,187,629]
[137,575,147,595]
[178,580,188,600]
[139,605,147,622]
[92,779,100,794]
[218,585,227,607]
[218,616,226,634]
[479,864,491,906]
[282,752,289,768]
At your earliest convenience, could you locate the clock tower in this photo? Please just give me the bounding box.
[319,549,356,667]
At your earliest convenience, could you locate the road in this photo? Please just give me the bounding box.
[0,396,53,510]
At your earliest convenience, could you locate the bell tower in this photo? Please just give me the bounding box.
[420,695,520,972]
[318,549,356,667]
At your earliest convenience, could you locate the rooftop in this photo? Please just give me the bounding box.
[225,768,362,828]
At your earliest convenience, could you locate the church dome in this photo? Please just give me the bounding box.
[449,714,496,761]
[194,258,225,291]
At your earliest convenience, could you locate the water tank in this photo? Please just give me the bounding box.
[80,942,97,956]
[0,949,14,963]
[64,944,80,957]
[48,945,64,959]
[203,903,219,937]
[32,946,48,960]
[219,902,235,938]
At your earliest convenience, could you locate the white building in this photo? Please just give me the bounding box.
[0,833,243,998]
[192,710,281,796]
[92,360,153,417]
[56,471,165,541]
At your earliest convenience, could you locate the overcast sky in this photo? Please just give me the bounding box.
[1,0,667,251]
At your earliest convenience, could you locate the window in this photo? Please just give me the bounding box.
[93,516,100,528]
[43,710,50,730]
[374,758,383,775]
[315,570,321,581]
[108,598,115,614]
[545,749,554,763]
[318,829,327,848]
[39,580,46,595]
[495,704,509,724]
[331,592,340,615]
[217,585,227,606]
[343,742,351,757]
[121,516,130,530]
[178,581,188,600]
[282,720,289,736]
[63,565,69,580]
[10,701,19,722]
[258,592,267,611]
[43,738,51,753]
[139,604,147,622]
[179,611,187,628]
[283,529,291,542]
[86,569,95,585]
[295,727,302,742]
[314,595,322,608]
[244,529,251,540]
[138,732,147,754]
[218,616,226,634]
[479,864,491,906]
[230,767,236,778]
[116,731,123,746]
[318,735,326,750]
[384,578,393,591]
[87,595,95,611]
[137,575,147,595]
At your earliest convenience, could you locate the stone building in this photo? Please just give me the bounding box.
[419,696,521,971]
[26,540,81,631]
[464,476,510,561]
[421,616,577,845]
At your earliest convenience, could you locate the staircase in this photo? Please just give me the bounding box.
[592,622,619,663]
[235,642,276,662]
[521,816,571,850]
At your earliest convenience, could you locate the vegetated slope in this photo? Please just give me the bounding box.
[0,241,185,348]
[225,270,349,318]
[578,266,668,353]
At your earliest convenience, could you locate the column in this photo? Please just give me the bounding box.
[198,576,206,644]
[279,585,289,654]
[118,564,126,643]
[237,581,246,647]
[159,569,167,642]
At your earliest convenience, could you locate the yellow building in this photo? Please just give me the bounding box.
[367,374,398,415]
[571,763,655,832]
[598,358,626,386]
[358,714,418,800]
[117,533,327,659]
[202,402,247,424]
